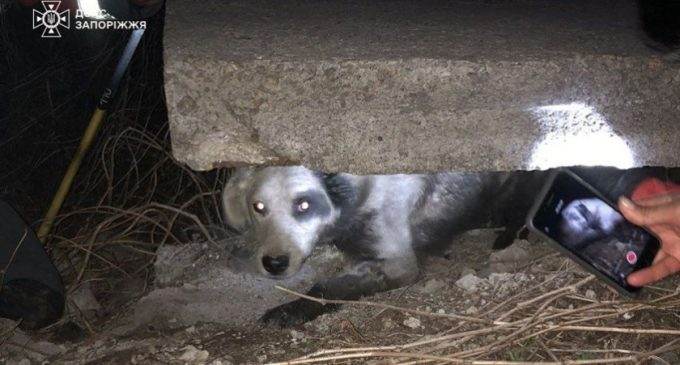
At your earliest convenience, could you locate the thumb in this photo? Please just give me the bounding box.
[627,255,680,287]
[618,196,677,227]
[618,197,645,225]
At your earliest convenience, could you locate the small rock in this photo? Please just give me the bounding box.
[70,282,102,312]
[488,273,528,296]
[211,360,235,365]
[489,241,531,273]
[382,318,395,330]
[465,306,478,315]
[290,330,305,341]
[417,278,447,294]
[179,345,209,364]
[585,289,596,300]
[402,317,421,329]
[455,273,485,292]
[131,354,145,364]
[488,272,527,286]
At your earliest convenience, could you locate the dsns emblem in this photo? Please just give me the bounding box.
[33,1,70,38]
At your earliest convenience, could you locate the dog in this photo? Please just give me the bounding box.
[222,165,669,327]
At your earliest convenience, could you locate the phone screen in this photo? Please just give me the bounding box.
[530,170,659,293]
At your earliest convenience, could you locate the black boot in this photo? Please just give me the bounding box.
[0,201,64,330]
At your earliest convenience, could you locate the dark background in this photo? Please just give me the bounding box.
[0,0,167,225]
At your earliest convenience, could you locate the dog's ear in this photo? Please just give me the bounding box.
[222,167,256,232]
[318,172,355,207]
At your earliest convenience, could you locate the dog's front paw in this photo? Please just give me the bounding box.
[259,300,336,328]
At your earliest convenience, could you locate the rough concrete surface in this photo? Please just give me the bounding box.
[165,0,680,173]
[129,241,345,330]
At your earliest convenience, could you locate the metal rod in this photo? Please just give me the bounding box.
[37,28,145,242]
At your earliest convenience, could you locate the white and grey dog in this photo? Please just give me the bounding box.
[222,165,664,326]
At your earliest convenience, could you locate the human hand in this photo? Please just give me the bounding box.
[619,194,680,287]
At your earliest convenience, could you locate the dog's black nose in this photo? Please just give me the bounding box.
[262,255,289,275]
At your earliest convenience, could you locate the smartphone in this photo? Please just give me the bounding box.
[526,168,660,296]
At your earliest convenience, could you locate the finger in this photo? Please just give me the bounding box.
[627,255,680,287]
[619,197,680,226]
[634,193,680,207]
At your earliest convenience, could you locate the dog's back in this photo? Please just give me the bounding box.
[410,167,675,252]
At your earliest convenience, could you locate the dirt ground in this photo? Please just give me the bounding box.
[2,230,680,364]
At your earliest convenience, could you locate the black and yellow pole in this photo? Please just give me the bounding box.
[37,29,145,242]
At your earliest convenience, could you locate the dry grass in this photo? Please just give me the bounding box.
[42,123,226,301]
[271,267,680,364]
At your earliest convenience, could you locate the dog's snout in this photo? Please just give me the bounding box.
[262,255,290,275]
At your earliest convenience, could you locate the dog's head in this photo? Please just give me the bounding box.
[222,166,348,278]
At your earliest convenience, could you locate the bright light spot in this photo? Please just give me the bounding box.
[528,103,635,169]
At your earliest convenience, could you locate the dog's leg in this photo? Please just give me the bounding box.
[492,226,520,250]
[260,255,418,327]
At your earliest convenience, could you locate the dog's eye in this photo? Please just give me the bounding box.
[297,200,310,212]
[253,201,267,215]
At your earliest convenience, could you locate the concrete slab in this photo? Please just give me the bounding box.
[164,0,680,173]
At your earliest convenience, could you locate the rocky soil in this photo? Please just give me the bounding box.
[2,230,679,364]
